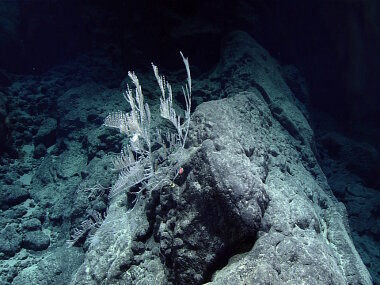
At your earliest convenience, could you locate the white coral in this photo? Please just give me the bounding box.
[104,52,192,199]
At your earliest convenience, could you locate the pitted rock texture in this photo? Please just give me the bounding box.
[71,32,371,285]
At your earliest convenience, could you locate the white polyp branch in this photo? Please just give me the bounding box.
[104,53,192,202]
[180,51,191,95]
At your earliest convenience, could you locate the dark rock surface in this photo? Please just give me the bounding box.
[0,50,122,284]
[21,230,50,251]
[11,247,84,285]
[21,218,42,231]
[70,32,372,285]
[0,224,22,258]
[314,111,380,284]
[0,3,378,281]
[34,117,57,147]
[1,0,378,143]
[0,184,29,210]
